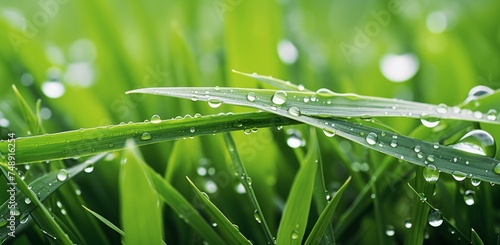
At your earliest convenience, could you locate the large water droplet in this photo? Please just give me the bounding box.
[271,91,287,105]
[420,114,440,128]
[140,132,152,141]
[452,171,467,181]
[151,114,161,124]
[208,99,222,108]
[463,190,475,206]
[365,132,378,145]
[423,164,439,183]
[493,163,500,175]
[451,129,496,158]
[465,85,494,103]
[247,92,256,102]
[57,169,69,181]
[428,210,443,227]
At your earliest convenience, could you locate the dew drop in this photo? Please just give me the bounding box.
[288,107,300,116]
[414,145,421,153]
[420,114,440,128]
[463,190,475,206]
[291,230,300,240]
[140,132,152,141]
[471,178,481,186]
[208,99,222,108]
[247,92,256,102]
[25,197,31,204]
[323,129,336,137]
[303,96,310,103]
[452,171,467,181]
[426,155,435,163]
[465,85,494,103]
[451,129,496,158]
[84,163,94,173]
[297,84,305,91]
[436,104,448,114]
[493,163,500,175]
[246,176,253,186]
[286,129,305,148]
[254,210,262,223]
[423,164,439,183]
[365,132,378,145]
[390,140,398,148]
[150,114,161,124]
[190,127,196,133]
[57,169,68,181]
[486,109,498,121]
[385,225,395,237]
[404,219,412,228]
[272,91,287,105]
[428,210,443,227]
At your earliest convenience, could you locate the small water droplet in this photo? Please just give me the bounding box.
[385,225,395,236]
[235,183,246,194]
[323,129,336,137]
[390,140,398,148]
[208,99,222,108]
[419,193,427,202]
[291,229,300,240]
[151,114,161,124]
[247,92,256,102]
[84,163,94,173]
[57,169,68,181]
[471,178,481,186]
[493,163,500,175]
[303,96,310,103]
[451,129,496,158]
[426,155,435,163]
[214,86,220,91]
[140,132,152,141]
[201,192,210,200]
[365,132,378,145]
[404,218,412,228]
[486,109,498,121]
[272,91,287,105]
[428,209,443,227]
[246,176,253,186]
[25,197,31,204]
[452,171,467,181]
[288,107,300,116]
[297,84,305,91]
[190,127,196,133]
[423,164,439,183]
[463,190,475,206]
[436,104,448,114]
[254,210,262,223]
[414,145,421,153]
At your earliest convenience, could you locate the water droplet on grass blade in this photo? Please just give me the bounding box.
[57,169,68,181]
[436,104,448,114]
[272,91,287,105]
[140,132,152,141]
[288,107,300,116]
[84,163,94,173]
[423,164,439,183]
[466,85,494,103]
[365,132,378,145]
[208,99,222,108]
[428,210,443,227]
[254,210,262,223]
[291,230,300,240]
[486,109,498,121]
[420,114,440,128]
[451,129,496,157]
[190,127,196,133]
[390,140,398,148]
[247,92,256,102]
[323,129,336,137]
[452,171,467,181]
[150,114,161,124]
[471,178,481,186]
[493,163,500,175]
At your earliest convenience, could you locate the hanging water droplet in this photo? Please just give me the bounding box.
[288,107,300,116]
[57,169,68,181]
[420,114,440,128]
[150,114,161,124]
[140,132,152,141]
[451,129,496,158]
[385,225,395,237]
[247,92,256,102]
[486,109,498,121]
[365,132,378,145]
[84,163,94,173]
[272,91,287,105]
[471,178,481,186]
[404,218,412,228]
[323,129,336,137]
[254,210,262,223]
[428,210,443,227]
[423,164,439,183]
[286,129,305,148]
[452,171,467,181]
[208,99,222,108]
[463,190,475,206]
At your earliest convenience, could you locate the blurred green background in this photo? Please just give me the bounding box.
[1,0,500,244]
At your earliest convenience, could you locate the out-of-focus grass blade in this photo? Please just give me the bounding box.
[222,132,274,243]
[0,112,298,164]
[82,205,124,236]
[471,228,485,245]
[12,85,44,135]
[146,166,226,245]
[119,139,163,245]
[232,70,305,91]
[276,130,319,244]
[305,176,351,245]
[125,87,500,184]
[0,153,105,242]
[126,87,500,124]
[186,177,250,245]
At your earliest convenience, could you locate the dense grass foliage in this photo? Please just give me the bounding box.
[1,0,500,244]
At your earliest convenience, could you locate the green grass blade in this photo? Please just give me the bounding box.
[119,139,163,245]
[276,130,319,244]
[0,153,104,242]
[11,85,44,135]
[126,87,500,124]
[232,70,306,91]
[222,132,274,243]
[146,166,226,245]
[471,228,485,245]
[305,176,351,245]
[0,112,298,164]
[186,177,251,245]
[82,205,124,236]
[125,87,500,184]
